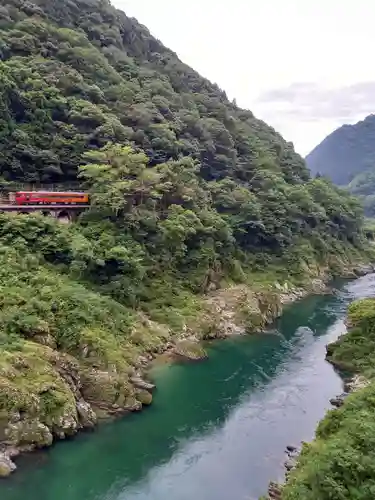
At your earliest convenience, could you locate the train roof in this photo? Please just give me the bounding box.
[16,191,88,195]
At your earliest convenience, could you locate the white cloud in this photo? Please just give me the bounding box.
[112,0,375,155]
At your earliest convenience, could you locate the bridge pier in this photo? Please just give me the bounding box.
[53,210,72,223]
[0,205,89,220]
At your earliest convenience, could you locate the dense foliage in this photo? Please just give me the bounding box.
[0,0,369,346]
[0,0,308,184]
[327,299,375,378]
[348,170,375,218]
[306,114,375,186]
[0,243,138,368]
[281,299,375,500]
[0,0,366,302]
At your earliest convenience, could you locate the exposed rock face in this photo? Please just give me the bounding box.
[201,285,283,339]
[286,445,297,453]
[76,400,97,428]
[284,444,300,472]
[0,342,147,475]
[6,420,53,449]
[345,374,370,392]
[80,369,141,415]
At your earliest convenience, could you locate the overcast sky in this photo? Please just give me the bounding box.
[112,0,375,156]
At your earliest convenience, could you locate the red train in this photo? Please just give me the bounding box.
[10,191,89,205]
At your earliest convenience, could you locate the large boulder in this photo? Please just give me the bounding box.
[81,369,138,414]
[173,340,207,361]
[130,377,155,392]
[330,393,349,408]
[0,452,16,477]
[76,400,97,428]
[136,390,153,406]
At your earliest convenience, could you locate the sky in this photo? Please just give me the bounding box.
[112,0,375,156]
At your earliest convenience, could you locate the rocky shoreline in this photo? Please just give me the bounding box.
[263,272,375,500]
[1,264,374,478]
[265,372,370,500]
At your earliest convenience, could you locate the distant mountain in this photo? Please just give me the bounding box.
[306,115,375,185]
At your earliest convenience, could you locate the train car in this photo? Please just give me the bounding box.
[13,191,89,205]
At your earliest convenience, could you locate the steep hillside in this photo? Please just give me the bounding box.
[0,0,373,474]
[306,115,375,185]
[0,0,366,254]
[0,0,307,184]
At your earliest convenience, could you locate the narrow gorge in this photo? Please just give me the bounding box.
[3,274,375,500]
[0,1,374,499]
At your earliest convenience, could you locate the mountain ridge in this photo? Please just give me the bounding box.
[306,114,375,185]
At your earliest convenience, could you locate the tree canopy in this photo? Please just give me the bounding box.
[0,0,367,303]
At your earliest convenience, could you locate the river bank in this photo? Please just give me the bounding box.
[266,274,375,500]
[264,373,371,500]
[0,260,374,478]
[3,274,375,500]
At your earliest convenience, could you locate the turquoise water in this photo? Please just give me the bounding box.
[2,274,375,500]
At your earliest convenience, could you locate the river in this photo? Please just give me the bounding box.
[2,274,375,500]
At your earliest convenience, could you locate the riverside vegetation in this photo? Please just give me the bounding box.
[0,0,375,477]
[276,297,375,500]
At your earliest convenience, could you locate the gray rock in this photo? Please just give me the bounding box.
[286,444,297,453]
[5,447,19,459]
[354,264,375,277]
[284,458,297,471]
[130,377,156,392]
[330,393,348,407]
[53,412,78,438]
[268,481,282,499]
[0,452,16,477]
[137,356,149,366]
[9,412,21,424]
[76,400,97,428]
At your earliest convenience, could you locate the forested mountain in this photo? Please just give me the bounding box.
[0,0,308,184]
[306,115,375,185]
[306,115,375,216]
[0,0,364,251]
[0,0,372,476]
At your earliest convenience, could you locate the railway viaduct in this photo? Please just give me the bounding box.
[0,193,89,222]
